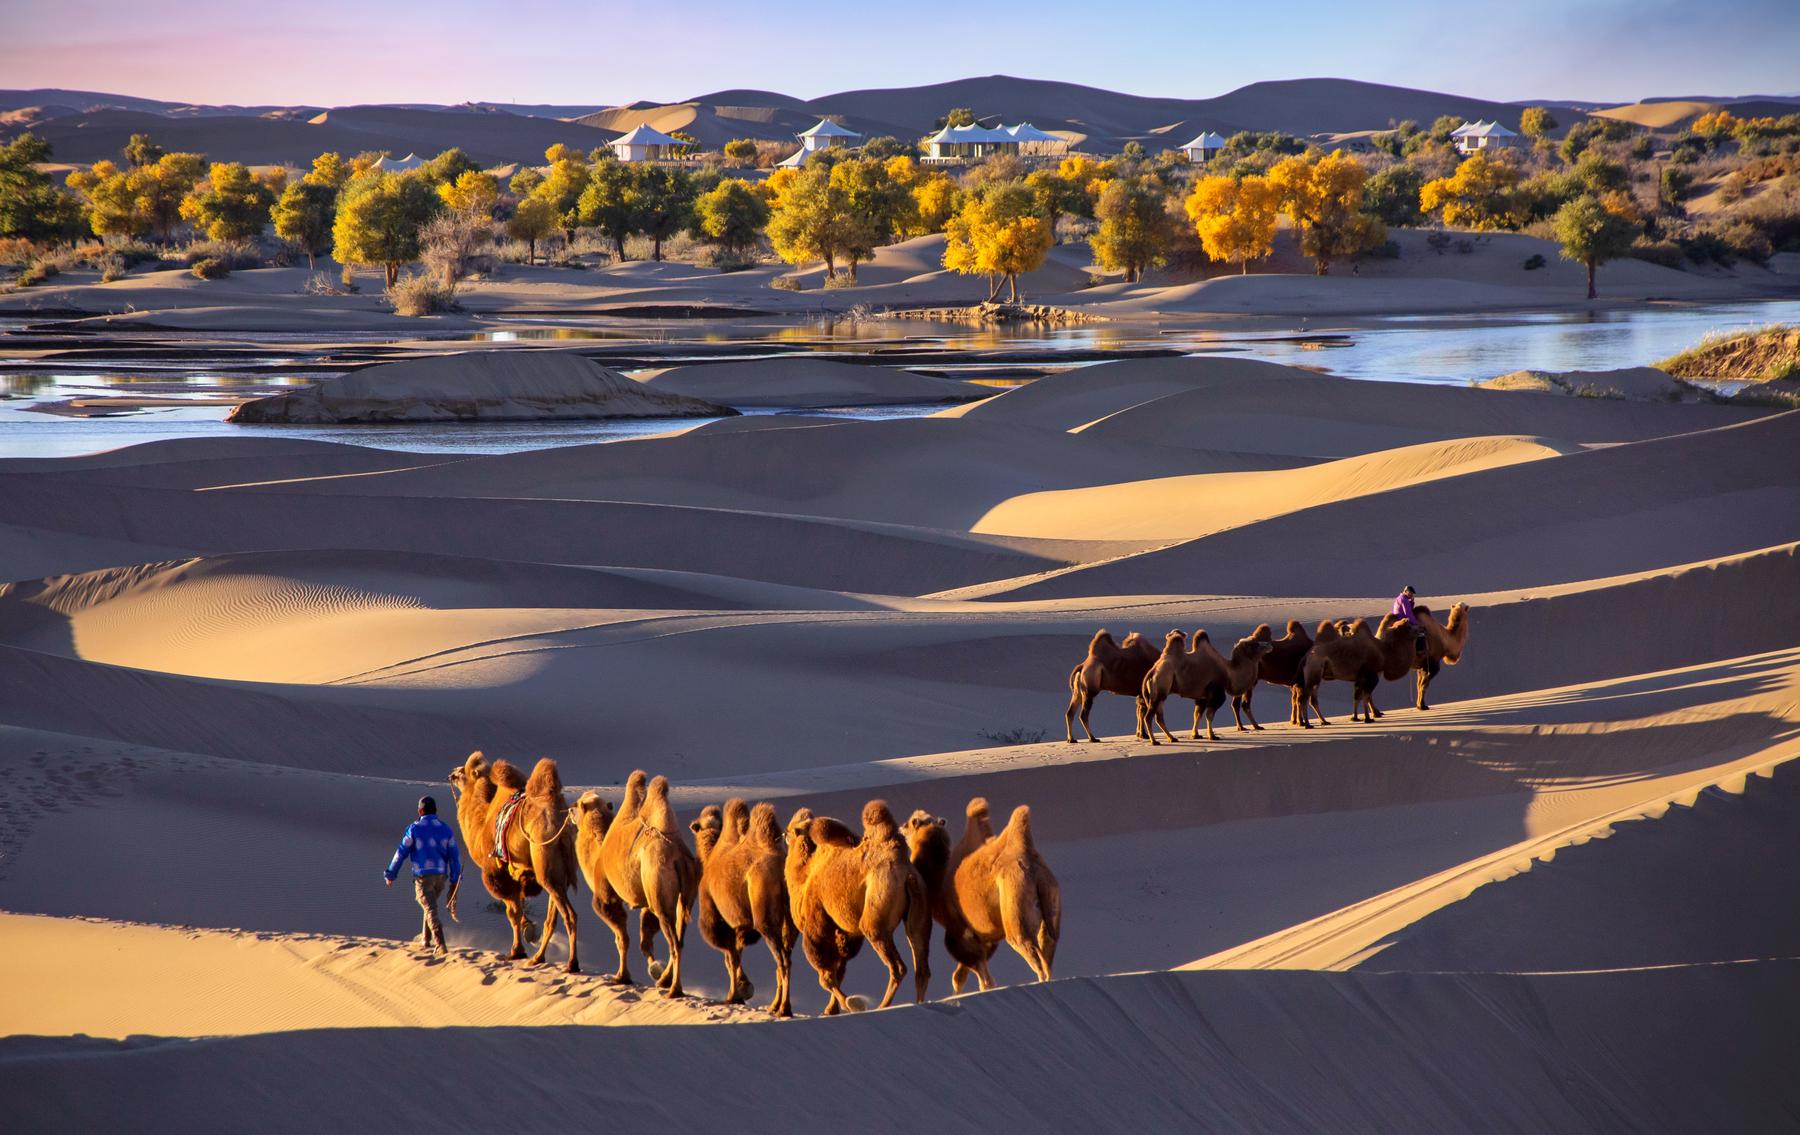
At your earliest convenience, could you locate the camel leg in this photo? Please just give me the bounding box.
[1190,700,1202,741]
[1000,877,1050,983]
[1417,660,1439,710]
[647,891,685,999]
[1366,682,1384,720]
[593,896,632,983]
[1149,697,1178,745]
[1079,692,1101,743]
[528,892,560,966]
[951,963,975,993]
[763,922,794,1018]
[502,893,529,959]
[535,883,577,973]
[723,936,747,1004]
[972,952,997,992]
[1203,693,1224,742]
[864,922,908,1010]
[1230,694,1248,732]
[1239,692,1264,731]
[639,910,665,986]
[1309,685,1331,726]
[905,888,931,1004]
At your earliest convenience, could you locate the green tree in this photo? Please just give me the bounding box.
[331,172,441,287]
[1362,163,1425,226]
[508,167,544,197]
[438,170,500,216]
[179,162,275,241]
[304,151,351,191]
[826,157,907,280]
[1553,193,1637,299]
[939,107,976,129]
[0,134,86,244]
[1089,176,1172,282]
[632,165,697,261]
[416,148,480,187]
[504,194,558,264]
[694,177,769,256]
[66,160,142,239]
[123,133,164,169]
[723,139,758,166]
[536,155,592,243]
[271,180,336,269]
[1518,106,1557,141]
[574,159,637,257]
[129,153,207,242]
[942,180,1053,301]
[1659,166,1694,212]
[858,136,908,161]
[1023,168,1083,236]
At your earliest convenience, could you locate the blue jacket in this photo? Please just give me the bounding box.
[385,814,462,883]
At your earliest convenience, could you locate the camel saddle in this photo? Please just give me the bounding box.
[492,792,526,872]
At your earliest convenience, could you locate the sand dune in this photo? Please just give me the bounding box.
[2,350,1794,1129]
[636,356,990,407]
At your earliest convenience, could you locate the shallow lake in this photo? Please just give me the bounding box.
[2,298,1796,458]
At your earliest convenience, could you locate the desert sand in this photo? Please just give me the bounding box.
[1,351,1797,1130]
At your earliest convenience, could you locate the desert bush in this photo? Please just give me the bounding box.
[0,237,38,267]
[1711,219,1773,264]
[978,727,1047,746]
[1731,179,1800,251]
[301,272,344,296]
[1521,252,1547,270]
[705,247,758,272]
[15,259,59,286]
[1630,239,1685,269]
[181,239,260,270]
[769,275,803,291]
[387,273,459,316]
[190,257,229,279]
[822,273,858,289]
[419,210,492,287]
[1454,238,1474,254]
[110,239,164,267]
[1425,231,1451,255]
[96,251,128,281]
[1357,239,1401,261]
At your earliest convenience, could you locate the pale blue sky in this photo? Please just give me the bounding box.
[3,0,1796,107]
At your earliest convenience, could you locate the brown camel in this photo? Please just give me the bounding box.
[1065,629,1160,742]
[785,800,931,1014]
[1412,602,1471,710]
[1253,620,1315,726]
[447,751,580,972]
[594,770,700,997]
[907,799,1060,991]
[1139,629,1274,744]
[572,791,634,984]
[902,809,991,993]
[692,798,796,1017]
[1298,616,1418,726]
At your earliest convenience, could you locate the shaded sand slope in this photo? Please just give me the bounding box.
[948,356,1763,453]
[240,416,1298,529]
[5,961,1793,1135]
[0,436,450,490]
[975,412,1800,599]
[1358,756,1800,972]
[637,356,990,407]
[0,474,1094,594]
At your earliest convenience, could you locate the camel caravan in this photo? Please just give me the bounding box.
[446,753,1061,1018]
[1066,602,1470,743]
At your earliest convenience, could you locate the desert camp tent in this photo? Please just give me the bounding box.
[1451,120,1519,154]
[777,118,862,168]
[1178,131,1227,161]
[611,124,687,162]
[372,153,425,172]
[923,122,1067,162]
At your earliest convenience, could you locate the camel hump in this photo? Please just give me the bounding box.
[648,774,670,799]
[1002,804,1036,851]
[1286,619,1305,635]
[1412,603,1432,617]
[723,797,750,831]
[811,816,858,848]
[490,759,527,791]
[1250,623,1273,641]
[1088,628,1116,651]
[748,802,784,851]
[862,799,899,837]
[1192,629,1211,644]
[525,757,564,800]
[966,796,991,821]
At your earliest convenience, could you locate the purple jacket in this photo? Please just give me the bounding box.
[1391,592,1417,625]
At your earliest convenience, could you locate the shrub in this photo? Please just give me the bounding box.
[15,259,58,286]
[1630,239,1685,269]
[822,273,858,289]
[977,727,1047,746]
[301,272,344,296]
[1522,253,1547,270]
[705,247,758,272]
[190,257,229,279]
[97,252,128,281]
[1425,231,1451,255]
[769,275,803,291]
[1768,358,1800,381]
[1357,239,1401,260]
[0,237,39,267]
[387,273,459,316]
[1712,219,1773,264]
[182,239,259,270]
[1454,238,1474,254]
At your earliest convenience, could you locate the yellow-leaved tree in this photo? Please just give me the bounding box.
[942,181,1053,302]
[1419,152,1523,230]
[1184,174,1279,274]
[437,170,500,217]
[1266,152,1384,275]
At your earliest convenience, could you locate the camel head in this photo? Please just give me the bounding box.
[785,807,817,848]
[902,809,948,860]
[575,790,614,835]
[691,804,723,860]
[861,800,900,841]
[1232,635,1275,665]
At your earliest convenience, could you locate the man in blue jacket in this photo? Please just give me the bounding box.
[384,795,462,954]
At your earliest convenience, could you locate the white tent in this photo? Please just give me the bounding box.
[780,118,863,167]
[372,152,425,172]
[611,124,687,162]
[1451,121,1519,153]
[924,122,1064,162]
[1178,131,1227,161]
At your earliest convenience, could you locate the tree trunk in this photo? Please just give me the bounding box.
[1316,258,1329,276]
[1586,258,1596,300]
[527,238,536,265]
[614,233,627,260]
[1007,274,1020,303]
[1240,259,1248,276]
[985,274,1000,302]
[385,262,398,289]
[305,250,315,271]
[653,236,663,261]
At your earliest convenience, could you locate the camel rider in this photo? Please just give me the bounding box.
[384,795,463,956]
[1391,585,1428,657]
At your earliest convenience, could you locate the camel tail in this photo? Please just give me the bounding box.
[490,758,527,792]
[526,757,564,801]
